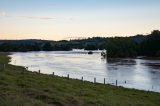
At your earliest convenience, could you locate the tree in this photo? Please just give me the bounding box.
[43,42,53,51]
[106,37,138,58]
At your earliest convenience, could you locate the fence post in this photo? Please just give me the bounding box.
[81,76,83,82]
[94,78,96,83]
[4,64,5,71]
[38,70,40,74]
[104,78,105,84]
[26,67,28,71]
[0,64,2,71]
[52,72,54,76]
[67,74,69,79]
[1,64,6,71]
[116,80,117,86]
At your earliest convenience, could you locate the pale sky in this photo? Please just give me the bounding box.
[0,0,160,40]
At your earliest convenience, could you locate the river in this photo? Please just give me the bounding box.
[9,51,160,92]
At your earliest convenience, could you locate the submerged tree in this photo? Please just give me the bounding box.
[106,37,139,58]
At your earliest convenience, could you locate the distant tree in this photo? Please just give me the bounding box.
[156,51,160,57]
[43,42,53,51]
[84,44,97,50]
[140,30,160,56]
[106,37,138,58]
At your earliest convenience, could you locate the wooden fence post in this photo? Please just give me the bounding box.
[26,67,28,71]
[0,64,2,71]
[94,78,96,83]
[38,70,40,74]
[116,80,117,86]
[81,76,83,81]
[52,72,54,76]
[4,64,5,71]
[1,64,6,71]
[104,78,105,84]
[67,74,69,79]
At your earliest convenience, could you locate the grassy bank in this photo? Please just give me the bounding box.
[0,53,160,106]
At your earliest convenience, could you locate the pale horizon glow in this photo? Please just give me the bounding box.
[0,0,160,40]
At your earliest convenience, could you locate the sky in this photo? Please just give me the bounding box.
[0,0,160,40]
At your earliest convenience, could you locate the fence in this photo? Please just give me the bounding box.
[27,69,159,92]
[48,71,122,87]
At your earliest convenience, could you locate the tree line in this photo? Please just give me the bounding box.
[0,37,106,52]
[0,30,160,58]
[106,30,160,58]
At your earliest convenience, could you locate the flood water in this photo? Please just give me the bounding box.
[9,51,160,92]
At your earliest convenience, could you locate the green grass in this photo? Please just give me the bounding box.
[0,53,160,106]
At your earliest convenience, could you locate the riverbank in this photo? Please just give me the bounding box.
[0,53,160,106]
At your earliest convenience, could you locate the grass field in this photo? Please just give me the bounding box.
[0,53,160,106]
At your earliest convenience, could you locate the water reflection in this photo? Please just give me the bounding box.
[9,51,160,92]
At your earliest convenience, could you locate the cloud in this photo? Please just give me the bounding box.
[20,16,56,20]
[0,11,11,17]
[0,11,55,20]
[0,11,72,21]
[1,11,6,16]
[0,11,6,16]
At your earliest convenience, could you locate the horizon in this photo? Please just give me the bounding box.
[0,29,155,41]
[0,0,160,40]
